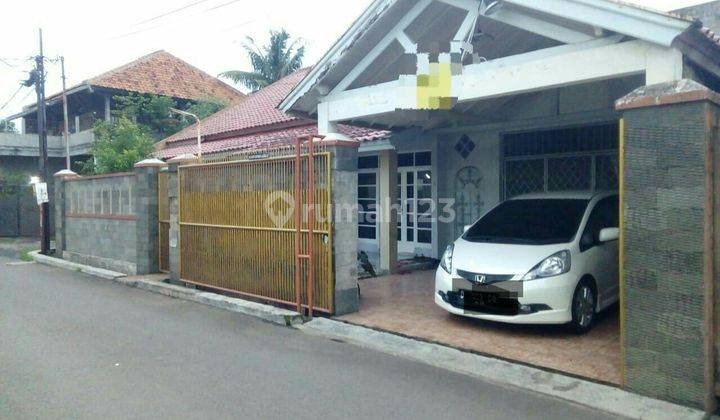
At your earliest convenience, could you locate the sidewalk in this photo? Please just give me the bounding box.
[0,237,39,260]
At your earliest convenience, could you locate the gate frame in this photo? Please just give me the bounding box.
[174,143,335,315]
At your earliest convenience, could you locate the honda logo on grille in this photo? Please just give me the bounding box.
[473,274,487,284]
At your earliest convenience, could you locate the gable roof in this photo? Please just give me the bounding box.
[165,68,318,143]
[8,51,244,120]
[164,68,312,144]
[156,68,389,159]
[280,0,710,116]
[86,50,244,104]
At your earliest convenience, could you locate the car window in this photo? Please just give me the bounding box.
[463,199,589,245]
[581,196,618,250]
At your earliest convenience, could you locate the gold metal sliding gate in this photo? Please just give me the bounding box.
[177,143,334,313]
[158,171,170,273]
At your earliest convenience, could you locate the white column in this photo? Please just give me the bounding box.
[317,102,339,136]
[104,96,112,122]
[646,46,684,85]
[378,149,398,273]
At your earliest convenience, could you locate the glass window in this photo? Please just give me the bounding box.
[581,196,619,247]
[547,156,592,191]
[358,173,376,185]
[464,199,589,245]
[418,230,432,244]
[398,153,414,167]
[358,226,377,239]
[415,151,431,166]
[595,155,619,191]
[505,159,544,198]
[358,156,379,169]
[358,186,376,199]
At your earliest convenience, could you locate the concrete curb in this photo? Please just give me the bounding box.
[30,251,127,280]
[299,317,704,420]
[117,277,303,327]
[30,251,302,327]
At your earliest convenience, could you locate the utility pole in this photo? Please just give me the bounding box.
[34,28,50,255]
[60,56,70,170]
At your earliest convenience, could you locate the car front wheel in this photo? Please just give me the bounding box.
[570,279,596,334]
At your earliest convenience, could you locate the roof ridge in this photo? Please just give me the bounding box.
[87,50,170,85]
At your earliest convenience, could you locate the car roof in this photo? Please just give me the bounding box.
[509,191,618,201]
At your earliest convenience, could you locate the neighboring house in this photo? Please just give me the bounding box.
[676,0,720,33]
[155,68,388,159]
[278,0,720,410]
[4,50,244,172]
[0,50,243,237]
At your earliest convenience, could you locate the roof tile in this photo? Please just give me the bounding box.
[88,50,244,104]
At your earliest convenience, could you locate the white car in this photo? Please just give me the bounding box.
[435,191,619,333]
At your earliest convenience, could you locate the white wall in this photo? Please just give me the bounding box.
[436,131,501,254]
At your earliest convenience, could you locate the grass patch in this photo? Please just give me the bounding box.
[19,248,34,262]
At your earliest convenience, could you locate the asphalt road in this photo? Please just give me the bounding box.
[0,257,620,420]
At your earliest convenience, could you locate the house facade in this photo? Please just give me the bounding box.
[5,50,244,171]
[279,0,720,410]
[0,50,243,237]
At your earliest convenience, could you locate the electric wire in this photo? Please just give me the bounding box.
[0,85,25,112]
[131,0,215,27]
[109,0,245,40]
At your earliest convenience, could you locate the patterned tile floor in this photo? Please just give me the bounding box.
[339,270,621,385]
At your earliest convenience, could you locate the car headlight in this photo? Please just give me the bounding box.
[522,250,571,280]
[440,244,454,274]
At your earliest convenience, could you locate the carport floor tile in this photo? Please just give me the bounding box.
[339,271,621,385]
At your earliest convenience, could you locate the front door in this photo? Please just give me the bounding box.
[396,152,433,256]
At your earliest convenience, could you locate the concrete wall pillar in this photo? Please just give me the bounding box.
[378,148,398,273]
[52,169,79,255]
[616,79,720,409]
[166,154,198,284]
[134,158,167,275]
[325,138,360,315]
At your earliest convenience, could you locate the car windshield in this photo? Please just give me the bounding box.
[463,199,589,245]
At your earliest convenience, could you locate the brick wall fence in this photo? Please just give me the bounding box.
[54,159,166,275]
[617,80,720,410]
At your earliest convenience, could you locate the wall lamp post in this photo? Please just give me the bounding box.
[170,108,202,162]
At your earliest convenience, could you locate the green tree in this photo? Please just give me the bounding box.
[112,93,179,137]
[112,94,227,137]
[184,98,227,121]
[219,29,304,92]
[82,117,155,175]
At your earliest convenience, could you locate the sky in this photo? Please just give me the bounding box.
[0,0,714,123]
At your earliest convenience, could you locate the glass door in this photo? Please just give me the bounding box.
[396,152,433,256]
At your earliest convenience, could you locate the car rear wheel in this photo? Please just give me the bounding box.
[570,279,596,334]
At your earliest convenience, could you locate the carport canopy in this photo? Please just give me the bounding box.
[280,0,720,132]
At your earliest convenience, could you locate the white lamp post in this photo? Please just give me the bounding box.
[170,108,202,161]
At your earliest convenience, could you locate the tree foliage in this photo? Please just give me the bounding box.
[185,99,227,121]
[112,93,228,137]
[82,94,227,174]
[81,117,155,175]
[112,93,180,137]
[219,29,304,92]
[0,168,26,186]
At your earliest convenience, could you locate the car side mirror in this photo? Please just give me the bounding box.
[599,227,619,243]
[463,225,472,233]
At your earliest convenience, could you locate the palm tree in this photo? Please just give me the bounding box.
[220,29,305,92]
